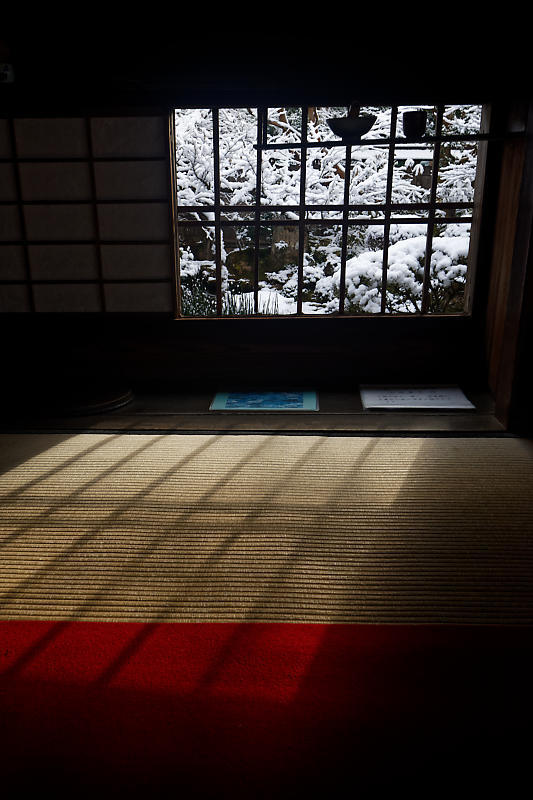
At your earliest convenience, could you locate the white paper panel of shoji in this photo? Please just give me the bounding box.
[104,282,173,312]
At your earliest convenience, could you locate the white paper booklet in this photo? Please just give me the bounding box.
[359,386,475,410]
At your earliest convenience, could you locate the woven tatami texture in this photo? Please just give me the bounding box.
[0,432,532,623]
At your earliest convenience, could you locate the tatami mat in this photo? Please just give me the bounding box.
[1,433,532,623]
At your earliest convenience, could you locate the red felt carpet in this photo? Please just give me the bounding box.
[1,621,531,796]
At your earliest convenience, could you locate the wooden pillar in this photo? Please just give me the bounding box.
[485,102,533,431]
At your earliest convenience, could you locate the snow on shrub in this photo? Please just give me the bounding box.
[313,232,470,314]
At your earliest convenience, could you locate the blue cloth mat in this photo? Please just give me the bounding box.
[210,391,318,411]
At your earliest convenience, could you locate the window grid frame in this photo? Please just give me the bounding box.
[174,104,487,319]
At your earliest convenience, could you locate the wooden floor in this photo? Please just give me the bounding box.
[1,387,505,433]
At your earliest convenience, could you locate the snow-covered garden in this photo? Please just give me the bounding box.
[174,105,482,315]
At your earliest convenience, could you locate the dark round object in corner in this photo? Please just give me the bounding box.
[30,376,134,417]
[60,385,134,416]
[1,365,134,420]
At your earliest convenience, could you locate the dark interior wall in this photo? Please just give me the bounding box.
[0,100,488,395]
[510,221,533,431]
[0,314,483,396]
[0,23,531,404]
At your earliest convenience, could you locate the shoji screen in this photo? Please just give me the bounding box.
[0,114,175,312]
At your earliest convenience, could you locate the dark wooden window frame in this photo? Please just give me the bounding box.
[173,104,491,320]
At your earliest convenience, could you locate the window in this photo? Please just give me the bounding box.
[173,104,486,318]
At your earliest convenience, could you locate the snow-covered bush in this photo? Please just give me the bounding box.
[312,230,469,314]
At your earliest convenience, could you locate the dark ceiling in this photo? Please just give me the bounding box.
[1,18,529,111]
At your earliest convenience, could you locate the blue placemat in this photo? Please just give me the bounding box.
[210,391,318,411]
